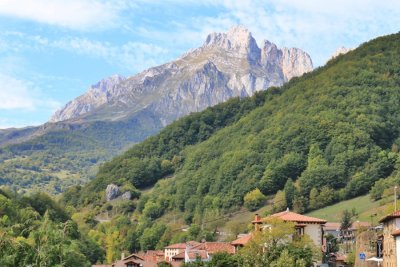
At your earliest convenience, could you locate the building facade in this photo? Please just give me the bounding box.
[380,211,400,267]
[251,209,327,247]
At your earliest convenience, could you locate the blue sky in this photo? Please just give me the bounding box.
[0,0,399,129]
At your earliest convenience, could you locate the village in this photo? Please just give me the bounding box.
[91,206,400,267]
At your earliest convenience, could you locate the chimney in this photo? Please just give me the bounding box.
[121,252,125,260]
[252,214,262,231]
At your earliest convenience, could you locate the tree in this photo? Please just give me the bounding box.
[308,188,319,210]
[272,190,286,212]
[209,252,243,267]
[239,217,317,267]
[244,189,267,211]
[284,179,296,209]
[326,234,339,254]
[292,195,307,214]
[139,223,166,250]
[340,209,353,231]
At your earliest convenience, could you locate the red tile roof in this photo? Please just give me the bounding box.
[172,251,185,259]
[392,229,400,236]
[165,243,187,249]
[194,242,235,254]
[269,210,326,224]
[142,250,164,265]
[324,221,371,231]
[231,234,252,245]
[380,211,400,223]
[187,241,201,247]
[187,250,208,260]
[324,222,341,231]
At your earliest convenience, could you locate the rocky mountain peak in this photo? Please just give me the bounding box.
[204,26,260,62]
[50,27,313,124]
[49,74,126,122]
[92,74,125,93]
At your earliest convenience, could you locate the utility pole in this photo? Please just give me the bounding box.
[395,186,398,211]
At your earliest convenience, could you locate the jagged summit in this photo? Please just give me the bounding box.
[49,74,126,122]
[50,26,313,123]
[204,26,259,57]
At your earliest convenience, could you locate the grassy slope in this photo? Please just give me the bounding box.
[306,194,388,224]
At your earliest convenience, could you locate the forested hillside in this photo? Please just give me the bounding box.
[0,111,162,194]
[0,188,104,266]
[65,92,269,204]
[61,32,400,261]
[75,32,400,211]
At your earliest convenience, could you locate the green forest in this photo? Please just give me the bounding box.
[58,32,400,263]
[0,188,104,266]
[1,31,400,265]
[0,110,163,194]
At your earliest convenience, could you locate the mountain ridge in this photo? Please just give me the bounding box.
[0,26,313,194]
[50,26,312,124]
[72,32,400,222]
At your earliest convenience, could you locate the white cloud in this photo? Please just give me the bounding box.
[180,0,400,66]
[0,73,61,111]
[51,37,169,73]
[0,73,34,109]
[0,0,128,30]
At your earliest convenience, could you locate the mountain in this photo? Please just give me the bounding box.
[69,32,400,227]
[329,46,353,60]
[50,74,127,122]
[50,26,312,125]
[0,26,312,194]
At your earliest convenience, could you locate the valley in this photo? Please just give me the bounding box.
[0,20,399,267]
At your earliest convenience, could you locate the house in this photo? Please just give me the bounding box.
[169,241,234,266]
[137,250,165,267]
[324,221,371,240]
[379,210,400,266]
[231,209,327,259]
[252,209,327,247]
[327,252,349,267]
[164,241,201,262]
[110,253,145,267]
[231,234,252,253]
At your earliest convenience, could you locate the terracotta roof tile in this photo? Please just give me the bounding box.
[172,251,185,259]
[380,211,400,223]
[269,210,326,224]
[203,242,235,254]
[324,221,371,231]
[231,234,252,245]
[187,241,201,247]
[187,250,208,260]
[165,243,186,249]
[392,229,400,236]
[324,222,341,230]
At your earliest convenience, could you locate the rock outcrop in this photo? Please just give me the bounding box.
[329,46,353,60]
[50,26,313,126]
[105,183,120,201]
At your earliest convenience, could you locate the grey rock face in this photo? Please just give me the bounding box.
[50,26,313,126]
[50,75,126,122]
[120,191,132,200]
[329,46,353,61]
[105,183,120,201]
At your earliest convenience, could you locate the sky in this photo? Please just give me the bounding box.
[0,0,399,129]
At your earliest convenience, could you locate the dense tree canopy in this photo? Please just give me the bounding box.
[60,32,400,263]
[0,188,104,266]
